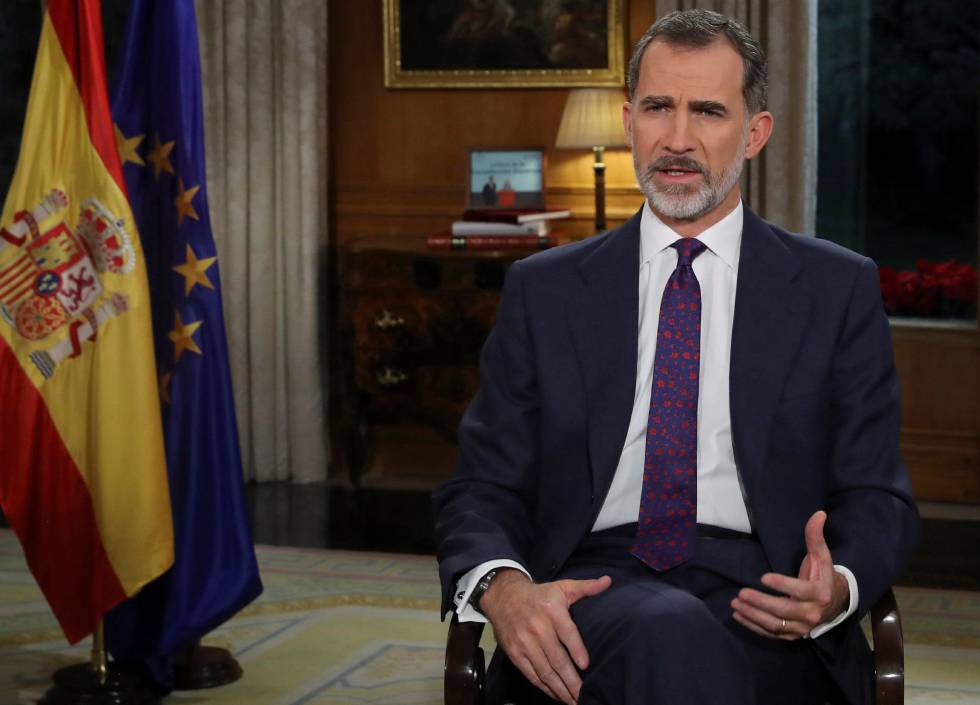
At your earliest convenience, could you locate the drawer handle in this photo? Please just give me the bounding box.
[374,308,405,330]
[376,366,408,387]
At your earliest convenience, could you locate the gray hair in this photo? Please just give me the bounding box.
[627,9,768,115]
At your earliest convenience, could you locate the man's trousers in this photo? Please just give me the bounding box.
[490,524,850,705]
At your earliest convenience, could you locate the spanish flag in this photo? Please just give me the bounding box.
[0,0,173,644]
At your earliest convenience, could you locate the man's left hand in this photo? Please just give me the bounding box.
[730,510,849,640]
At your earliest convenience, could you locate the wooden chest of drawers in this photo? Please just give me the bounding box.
[336,238,533,489]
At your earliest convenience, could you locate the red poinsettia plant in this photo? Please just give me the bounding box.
[879,259,978,318]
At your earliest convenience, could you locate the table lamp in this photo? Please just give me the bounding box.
[555,88,628,233]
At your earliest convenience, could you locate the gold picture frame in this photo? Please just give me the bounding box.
[383,0,625,89]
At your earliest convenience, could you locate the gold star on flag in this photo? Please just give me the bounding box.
[168,311,203,361]
[114,124,144,166]
[174,178,201,226]
[173,244,216,295]
[174,179,201,227]
[159,371,173,405]
[147,133,175,180]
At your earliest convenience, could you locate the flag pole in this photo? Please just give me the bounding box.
[38,621,161,705]
[91,621,108,685]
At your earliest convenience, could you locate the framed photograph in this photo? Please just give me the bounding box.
[383,0,625,89]
[467,148,546,210]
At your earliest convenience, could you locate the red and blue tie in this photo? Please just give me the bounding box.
[633,238,707,571]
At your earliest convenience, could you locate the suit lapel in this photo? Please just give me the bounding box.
[729,208,811,499]
[566,211,641,502]
[565,207,811,514]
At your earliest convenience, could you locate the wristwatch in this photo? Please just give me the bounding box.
[468,569,499,616]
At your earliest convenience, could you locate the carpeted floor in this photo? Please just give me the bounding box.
[1,529,979,704]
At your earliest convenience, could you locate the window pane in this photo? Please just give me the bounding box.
[817,0,978,320]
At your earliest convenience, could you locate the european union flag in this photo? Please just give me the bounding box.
[105,0,262,690]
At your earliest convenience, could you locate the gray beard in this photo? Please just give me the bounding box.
[634,140,746,221]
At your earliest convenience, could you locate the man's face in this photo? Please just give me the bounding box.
[623,38,771,223]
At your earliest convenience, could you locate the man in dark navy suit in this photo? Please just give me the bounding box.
[434,9,918,705]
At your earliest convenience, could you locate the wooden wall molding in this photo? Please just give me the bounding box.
[901,427,980,501]
[336,203,641,223]
[891,322,980,347]
[336,183,644,200]
[904,450,980,503]
[901,427,980,445]
[334,181,644,239]
[891,324,980,503]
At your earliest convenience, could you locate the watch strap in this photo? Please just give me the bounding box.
[468,569,499,615]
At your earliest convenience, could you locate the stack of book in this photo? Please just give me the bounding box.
[427,208,571,251]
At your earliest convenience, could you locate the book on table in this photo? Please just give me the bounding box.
[451,220,550,236]
[426,233,557,251]
[461,208,571,224]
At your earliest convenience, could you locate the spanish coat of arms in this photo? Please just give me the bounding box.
[0,189,136,379]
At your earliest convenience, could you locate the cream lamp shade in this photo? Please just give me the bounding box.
[555,88,628,149]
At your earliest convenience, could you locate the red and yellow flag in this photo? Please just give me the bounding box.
[0,0,173,643]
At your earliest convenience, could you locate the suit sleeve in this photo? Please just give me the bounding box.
[432,259,541,617]
[823,257,920,617]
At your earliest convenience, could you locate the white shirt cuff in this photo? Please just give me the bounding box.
[808,564,859,639]
[452,559,531,623]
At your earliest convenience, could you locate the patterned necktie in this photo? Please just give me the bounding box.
[633,238,707,571]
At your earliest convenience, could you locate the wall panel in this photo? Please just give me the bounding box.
[329,0,653,242]
[893,326,980,502]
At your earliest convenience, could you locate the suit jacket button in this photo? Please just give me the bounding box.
[549,562,557,572]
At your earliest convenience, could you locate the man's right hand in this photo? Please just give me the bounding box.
[479,569,612,705]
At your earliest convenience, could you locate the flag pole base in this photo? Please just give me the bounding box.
[173,642,243,690]
[39,663,160,705]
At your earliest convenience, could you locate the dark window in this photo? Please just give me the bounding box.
[817,0,978,320]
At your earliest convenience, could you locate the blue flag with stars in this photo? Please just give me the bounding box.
[105,0,262,689]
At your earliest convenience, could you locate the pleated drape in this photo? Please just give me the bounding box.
[195,0,329,482]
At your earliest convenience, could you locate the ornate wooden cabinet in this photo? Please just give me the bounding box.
[337,238,534,489]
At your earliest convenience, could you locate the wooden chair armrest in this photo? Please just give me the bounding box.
[445,613,486,705]
[870,588,904,705]
[441,589,904,705]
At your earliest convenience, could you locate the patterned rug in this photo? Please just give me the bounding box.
[1,529,978,704]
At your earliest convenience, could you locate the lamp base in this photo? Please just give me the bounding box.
[593,146,607,233]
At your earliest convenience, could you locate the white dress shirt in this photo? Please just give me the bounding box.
[453,201,857,638]
[593,198,748,532]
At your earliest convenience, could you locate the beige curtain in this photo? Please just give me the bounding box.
[194,0,329,482]
[654,0,818,234]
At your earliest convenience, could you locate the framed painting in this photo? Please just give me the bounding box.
[383,0,625,89]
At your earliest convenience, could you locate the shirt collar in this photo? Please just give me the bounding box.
[639,199,743,271]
